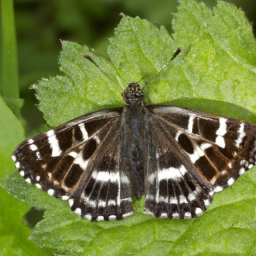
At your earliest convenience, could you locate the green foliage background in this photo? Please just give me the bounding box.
[1,0,256,255]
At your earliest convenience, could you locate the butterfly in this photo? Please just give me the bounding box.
[12,49,256,221]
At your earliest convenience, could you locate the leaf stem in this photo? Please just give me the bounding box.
[0,0,21,117]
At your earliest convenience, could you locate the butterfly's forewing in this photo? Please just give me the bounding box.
[144,105,256,219]
[13,108,133,220]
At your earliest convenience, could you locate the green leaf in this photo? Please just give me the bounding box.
[0,96,52,255]
[0,96,24,177]
[2,0,256,255]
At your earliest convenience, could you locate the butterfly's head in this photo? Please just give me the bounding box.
[123,83,144,105]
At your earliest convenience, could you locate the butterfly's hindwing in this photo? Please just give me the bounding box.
[68,117,133,221]
[144,110,212,219]
[143,105,256,219]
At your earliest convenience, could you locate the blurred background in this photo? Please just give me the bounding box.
[12,0,256,228]
[15,0,256,134]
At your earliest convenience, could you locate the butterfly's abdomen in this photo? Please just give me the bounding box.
[120,105,147,200]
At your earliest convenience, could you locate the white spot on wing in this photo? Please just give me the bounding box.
[30,144,38,151]
[15,162,20,169]
[204,199,210,208]
[20,171,25,177]
[47,130,62,157]
[228,177,235,186]
[209,191,214,197]
[200,143,212,150]
[195,208,203,216]
[188,146,205,163]
[179,165,187,175]
[121,175,129,184]
[188,193,196,201]
[69,151,78,158]
[36,151,41,160]
[69,199,74,207]
[98,200,106,208]
[74,153,89,170]
[12,155,16,161]
[84,214,92,221]
[75,208,81,215]
[239,168,245,175]
[93,135,100,144]
[36,176,40,181]
[88,200,96,208]
[109,215,116,220]
[108,200,116,206]
[121,197,132,202]
[148,173,155,184]
[92,171,109,182]
[146,195,155,201]
[47,189,54,196]
[158,167,183,181]
[160,213,168,218]
[179,195,187,204]
[187,115,195,133]
[61,196,69,200]
[96,216,104,221]
[36,184,42,189]
[172,212,179,219]
[54,180,59,185]
[216,118,227,136]
[110,172,119,183]
[170,197,177,204]
[25,178,31,183]
[159,196,168,203]
[215,136,225,148]
[28,139,34,144]
[235,123,245,148]
[79,123,88,141]
[184,212,192,219]
[214,186,223,192]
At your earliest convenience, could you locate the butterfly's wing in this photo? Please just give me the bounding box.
[13,108,133,221]
[144,105,256,219]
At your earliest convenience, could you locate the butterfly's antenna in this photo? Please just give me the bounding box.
[83,54,117,84]
[142,47,182,90]
[83,54,129,90]
[117,76,125,90]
